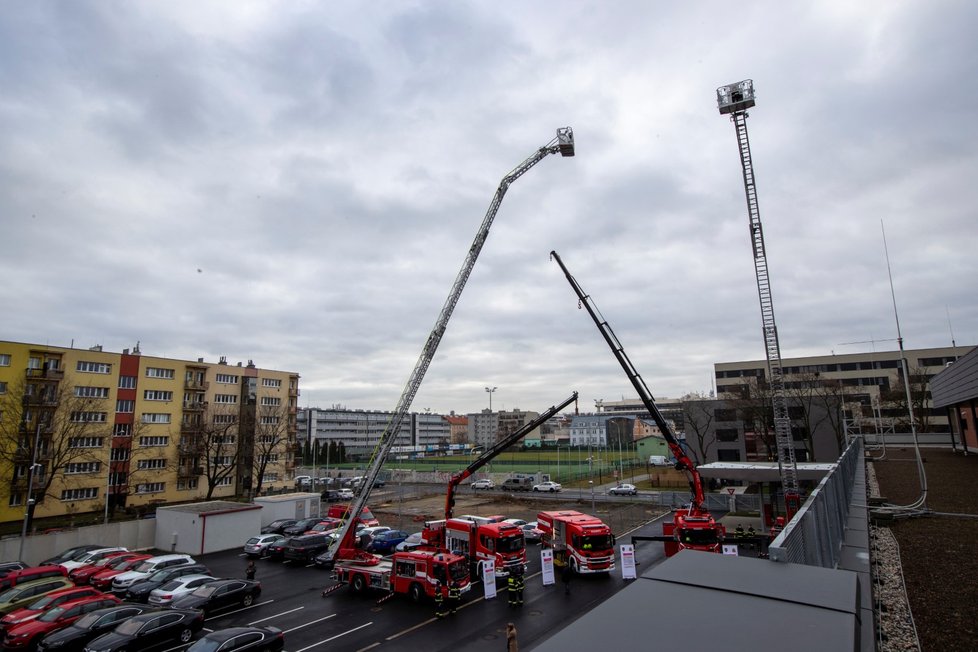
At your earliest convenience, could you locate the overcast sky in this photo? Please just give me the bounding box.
[2,1,976,416]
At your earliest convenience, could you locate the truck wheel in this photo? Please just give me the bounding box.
[352,573,366,593]
[409,583,424,603]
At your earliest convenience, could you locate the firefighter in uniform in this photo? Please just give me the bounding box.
[507,571,519,607]
[747,524,757,551]
[447,581,461,615]
[514,566,525,606]
[434,581,447,619]
[735,523,745,540]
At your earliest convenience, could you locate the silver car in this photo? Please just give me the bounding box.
[148,574,217,606]
[244,534,286,558]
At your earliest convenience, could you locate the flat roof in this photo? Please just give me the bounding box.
[253,492,321,503]
[697,461,835,482]
[157,501,261,514]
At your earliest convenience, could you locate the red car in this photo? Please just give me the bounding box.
[89,556,152,591]
[0,588,103,631]
[3,594,120,650]
[68,553,140,585]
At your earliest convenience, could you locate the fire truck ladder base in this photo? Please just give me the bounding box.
[320,583,344,598]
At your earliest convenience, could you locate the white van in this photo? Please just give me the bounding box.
[649,455,670,466]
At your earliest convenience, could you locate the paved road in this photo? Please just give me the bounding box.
[168,513,671,652]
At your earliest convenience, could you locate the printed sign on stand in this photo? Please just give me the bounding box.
[482,560,497,599]
[541,549,555,585]
[619,544,636,580]
[722,544,739,556]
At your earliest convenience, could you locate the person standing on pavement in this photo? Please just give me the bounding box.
[447,581,461,615]
[561,563,573,595]
[507,572,518,607]
[506,622,519,652]
[245,560,256,581]
[434,581,447,619]
[514,566,525,606]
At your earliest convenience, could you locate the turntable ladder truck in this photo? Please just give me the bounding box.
[324,127,576,571]
[550,250,724,554]
[716,79,800,519]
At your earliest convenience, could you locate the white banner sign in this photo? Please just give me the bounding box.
[541,549,555,585]
[619,544,636,580]
[722,544,739,556]
[482,560,497,599]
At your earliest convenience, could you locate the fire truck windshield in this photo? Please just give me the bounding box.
[448,560,468,583]
[497,534,525,553]
[581,534,613,550]
[678,527,721,546]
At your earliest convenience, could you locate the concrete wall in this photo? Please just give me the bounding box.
[0,520,157,566]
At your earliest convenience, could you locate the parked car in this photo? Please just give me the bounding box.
[82,608,205,652]
[167,579,261,616]
[320,490,342,503]
[521,522,543,544]
[281,518,323,537]
[503,518,527,527]
[3,595,120,650]
[69,554,140,585]
[366,530,409,555]
[394,532,425,553]
[186,626,284,652]
[0,569,67,595]
[259,520,297,535]
[0,564,29,579]
[282,535,334,564]
[304,518,343,535]
[59,549,127,573]
[471,479,495,490]
[36,603,156,652]
[243,535,285,559]
[119,564,210,604]
[608,483,638,496]
[89,557,152,592]
[264,539,289,562]
[39,548,103,569]
[293,476,312,488]
[500,477,533,492]
[0,579,75,615]
[336,489,354,500]
[147,575,216,607]
[532,481,562,493]
[1,587,104,630]
[110,555,195,595]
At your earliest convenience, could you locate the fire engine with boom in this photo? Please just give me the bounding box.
[550,250,725,555]
[422,392,579,580]
[320,128,575,603]
[538,510,616,573]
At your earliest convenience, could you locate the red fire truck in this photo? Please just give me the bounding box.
[423,515,526,580]
[537,510,616,574]
[332,548,470,603]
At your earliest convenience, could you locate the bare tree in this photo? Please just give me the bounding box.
[182,404,240,500]
[0,376,111,522]
[679,392,716,463]
[879,365,935,432]
[251,403,292,496]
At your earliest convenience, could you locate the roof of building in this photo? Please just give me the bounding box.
[157,500,262,514]
[697,461,836,481]
[930,345,978,408]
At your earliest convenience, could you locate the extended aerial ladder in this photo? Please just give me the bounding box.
[550,251,723,552]
[716,79,800,518]
[326,127,576,566]
[443,392,578,519]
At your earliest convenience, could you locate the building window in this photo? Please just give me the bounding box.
[262,378,282,388]
[139,436,169,447]
[116,400,134,413]
[177,479,199,491]
[714,409,737,421]
[61,487,99,501]
[77,361,111,374]
[8,492,22,507]
[137,459,167,470]
[141,413,171,424]
[69,437,105,448]
[213,456,233,466]
[65,461,102,474]
[215,374,239,384]
[0,354,10,367]
[118,376,136,389]
[114,423,133,437]
[143,390,173,402]
[213,414,236,425]
[261,397,281,407]
[136,483,164,494]
[716,428,740,442]
[145,367,175,379]
[110,448,130,461]
[260,416,280,425]
[717,449,741,462]
[75,386,110,399]
[216,477,233,487]
[0,382,6,395]
[70,412,107,423]
[214,394,237,405]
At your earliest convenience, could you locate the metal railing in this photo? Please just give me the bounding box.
[768,437,863,567]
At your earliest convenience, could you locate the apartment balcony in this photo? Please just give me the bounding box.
[289,387,300,398]
[25,367,64,381]
[184,379,210,391]
[182,401,208,412]
[177,465,203,478]
[178,437,200,454]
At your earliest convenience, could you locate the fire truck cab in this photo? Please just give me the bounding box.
[424,516,526,580]
[334,548,470,603]
[537,510,615,574]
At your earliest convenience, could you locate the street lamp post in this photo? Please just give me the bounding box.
[589,480,595,512]
[485,386,497,412]
[18,421,42,562]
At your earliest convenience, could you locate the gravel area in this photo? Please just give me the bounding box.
[871,448,978,652]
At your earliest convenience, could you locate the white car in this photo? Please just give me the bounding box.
[608,483,638,496]
[337,488,354,500]
[59,547,128,571]
[471,479,495,490]
[503,518,527,527]
[533,481,562,493]
[111,554,196,592]
[294,475,312,487]
[148,574,217,605]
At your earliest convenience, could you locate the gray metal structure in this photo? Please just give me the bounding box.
[326,128,575,561]
[717,79,800,505]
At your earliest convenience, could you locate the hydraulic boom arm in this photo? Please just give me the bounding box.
[550,251,707,513]
[328,128,575,564]
[445,392,578,519]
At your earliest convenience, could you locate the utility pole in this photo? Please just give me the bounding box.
[18,421,42,561]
